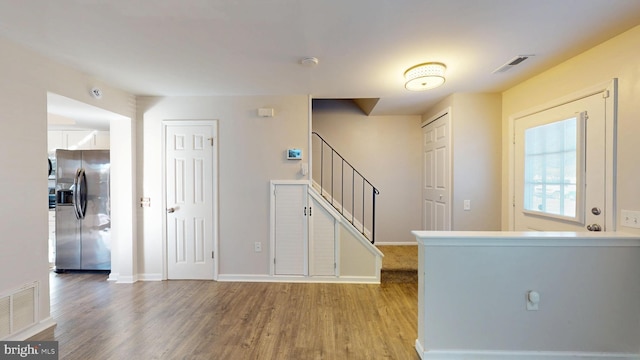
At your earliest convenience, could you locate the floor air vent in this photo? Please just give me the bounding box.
[0,282,37,339]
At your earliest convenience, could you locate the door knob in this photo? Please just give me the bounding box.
[167,207,176,213]
[591,207,601,215]
[587,224,602,231]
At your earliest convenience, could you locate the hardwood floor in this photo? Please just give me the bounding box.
[30,272,420,359]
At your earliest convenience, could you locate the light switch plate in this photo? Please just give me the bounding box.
[621,210,640,228]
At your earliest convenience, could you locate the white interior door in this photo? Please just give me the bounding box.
[273,183,308,276]
[422,111,451,230]
[514,93,605,231]
[309,195,336,276]
[166,122,217,279]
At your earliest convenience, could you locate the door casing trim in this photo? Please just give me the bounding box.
[507,79,617,231]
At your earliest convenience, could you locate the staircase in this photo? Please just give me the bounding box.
[312,132,417,284]
[311,132,380,243]
[377,245,418,283]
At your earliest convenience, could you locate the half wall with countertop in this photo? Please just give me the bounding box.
[413,231,640,360]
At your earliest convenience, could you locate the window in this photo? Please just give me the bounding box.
[522,114,585,221]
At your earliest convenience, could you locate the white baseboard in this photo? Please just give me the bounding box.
[109,273,161,282]
[217,274,379,284]
[4,317,56,341]
[115,274,138,284]
[138,273,163,281]
[415,340,640,360]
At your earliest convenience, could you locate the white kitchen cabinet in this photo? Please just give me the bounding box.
[47,131,64,154]
[48,130,110,151]
[65,131,94,150]
[271,181,337,277]
[93,131,110,149]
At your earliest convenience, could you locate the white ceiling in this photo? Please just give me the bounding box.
[2,0,640,118]
[47,92,128,130]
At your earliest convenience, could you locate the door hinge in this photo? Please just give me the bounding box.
[208,137,214,146]
[513,132,516,145]
[212,251,214,259]
[603,90,610,99]
[274,258,276,265]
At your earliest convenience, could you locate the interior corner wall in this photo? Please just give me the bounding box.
[501,24,640,234]
[0,36,135,335]
[138,95,309,277]
[422,93,502,231]
[311,100,422,244]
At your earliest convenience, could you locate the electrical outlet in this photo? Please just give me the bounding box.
[463,200,471,211]
[254,242,262,252]
[621,210,640,228]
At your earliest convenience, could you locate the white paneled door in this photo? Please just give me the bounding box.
[422,111,451,231]
[166,121,217,280]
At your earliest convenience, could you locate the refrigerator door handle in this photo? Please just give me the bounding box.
[73,168,87,220]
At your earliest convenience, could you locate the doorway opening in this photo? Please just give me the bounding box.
[47,92,132,277]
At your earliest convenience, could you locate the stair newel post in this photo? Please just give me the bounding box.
[362,177,365,236]
[372,188,378,244]
[320,138,324,196]
[330,147,334,204]
[352,168,355,227]
[341,159,345,216]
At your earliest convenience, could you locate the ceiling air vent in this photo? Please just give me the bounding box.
[493,55,534,73]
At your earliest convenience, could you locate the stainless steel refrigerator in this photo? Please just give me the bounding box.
[55,149,111,271]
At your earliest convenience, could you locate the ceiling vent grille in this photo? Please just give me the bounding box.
[493,55,533,73]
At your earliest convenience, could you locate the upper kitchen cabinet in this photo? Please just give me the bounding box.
[48,130,110,152]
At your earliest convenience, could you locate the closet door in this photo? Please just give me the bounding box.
[273,184,308,275]
[309,196,336,276]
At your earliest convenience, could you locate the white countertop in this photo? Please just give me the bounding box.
[411,231,640,247]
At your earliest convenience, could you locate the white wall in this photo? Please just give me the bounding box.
[422,93,502,231]
[312,100,422,244]
[138,96,309,277]
[502,24,640,234]
[0,36,135,335]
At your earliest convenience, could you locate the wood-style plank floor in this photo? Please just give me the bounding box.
[30,272,420,359]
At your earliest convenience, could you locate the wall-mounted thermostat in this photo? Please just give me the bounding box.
[287,148,302,160]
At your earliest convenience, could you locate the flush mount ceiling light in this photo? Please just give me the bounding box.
[404,62,446,91]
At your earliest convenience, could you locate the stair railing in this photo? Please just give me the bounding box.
[312,132,380,243]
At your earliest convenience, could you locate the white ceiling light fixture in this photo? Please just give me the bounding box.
[404,62,446,91]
